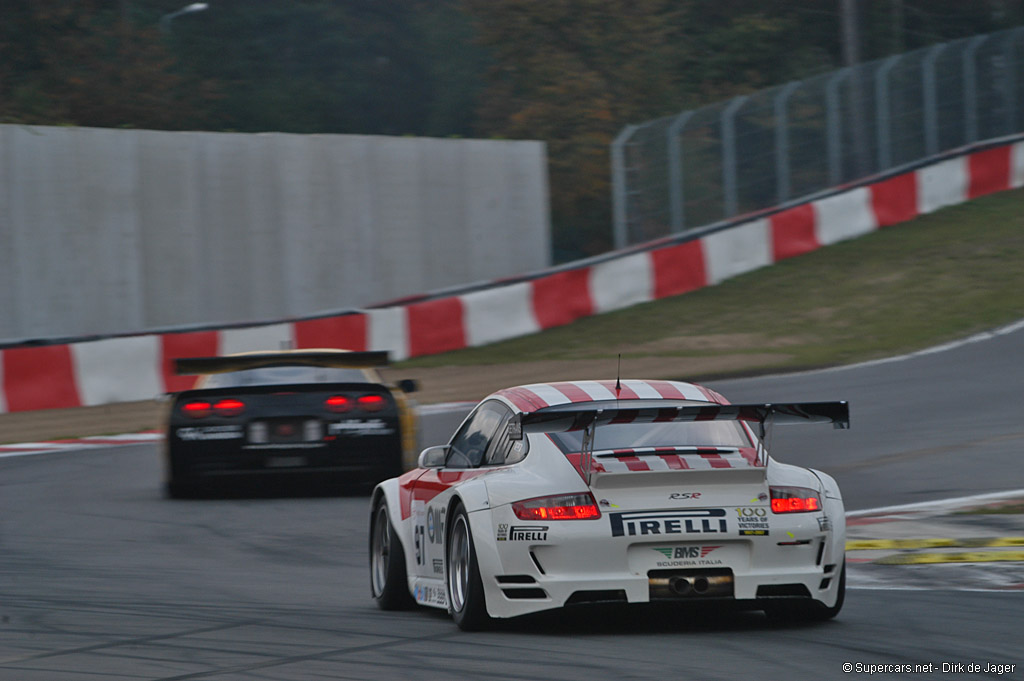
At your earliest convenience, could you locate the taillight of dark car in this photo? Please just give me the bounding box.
[213,398,245,417]
[326,394,387,413]
[181,398,244,418]
[181,400,212,418]
[357,394,386,412]
[325,395,353,413]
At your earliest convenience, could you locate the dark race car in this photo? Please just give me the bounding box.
[163,349,418,497]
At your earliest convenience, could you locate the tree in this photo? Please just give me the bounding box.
[164,0,485,136]
[0,0,213,129]
[462,0,818,257]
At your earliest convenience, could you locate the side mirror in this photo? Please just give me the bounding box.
[398,378,419,393]
[417,445,448,469]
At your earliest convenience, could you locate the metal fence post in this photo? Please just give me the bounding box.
[667,110,695,233]
[611,28,1017,251]
[722,95,748,219]
[874,55,901,172]
[774,81,802,205]
[1002,27,1024,135]
[964,35,990,143]
[826,68,851,185]
[611,124,639,250]
[923,43,948,156]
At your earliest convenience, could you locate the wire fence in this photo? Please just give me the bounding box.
[611,27,1024,248]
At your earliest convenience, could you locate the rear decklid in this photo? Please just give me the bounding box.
[514,400,848,495]
[520,401,847,540]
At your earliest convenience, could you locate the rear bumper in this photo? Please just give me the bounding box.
[166,439,403,486]
[469,505,845,619]
[480,562,843,619]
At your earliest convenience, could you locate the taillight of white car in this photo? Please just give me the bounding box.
[770,486,822,513]
[511,492,602,520]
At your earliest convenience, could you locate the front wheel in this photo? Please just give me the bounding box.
[446,504,492,631]
[369,498,414,610]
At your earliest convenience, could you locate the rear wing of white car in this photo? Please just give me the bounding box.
[509,401,848,485]
[174,350,391,375]
[509,401,849,439]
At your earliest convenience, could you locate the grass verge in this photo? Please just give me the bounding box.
[398,187,1024,375]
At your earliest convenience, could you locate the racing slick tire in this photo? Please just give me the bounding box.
[165,449,201,499]
[765,561,845,623]
[165,480,200,499]
[446,503,492,631]
[369,498,415,610]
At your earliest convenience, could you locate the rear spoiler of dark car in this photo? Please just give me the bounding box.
[509,401,849,439]
[174,351,391,375]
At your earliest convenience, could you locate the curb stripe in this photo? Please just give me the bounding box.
[870,171,919,227]
[874,550,1024,565]
[770,203,818,261]
[847,489,1024,517]
[2,345,81,411]
[848,537,1024,550]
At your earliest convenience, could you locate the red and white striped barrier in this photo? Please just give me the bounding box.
[3,140,1023,414]
[0,432,162,458]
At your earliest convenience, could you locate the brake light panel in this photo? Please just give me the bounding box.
[213,398,245,417]
[326,393,388,413]
[512,493,601,520]
[181,400,212,418]
[357,394,387,412]
[770,486,822,513]
[325,395,352,412]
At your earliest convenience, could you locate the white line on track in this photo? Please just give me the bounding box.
[0,432,162,458]
[847,489,1024,518]
[417,401,476,414]
[789,318,1024,378]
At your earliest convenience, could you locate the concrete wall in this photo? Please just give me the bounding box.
[0,125,550,343]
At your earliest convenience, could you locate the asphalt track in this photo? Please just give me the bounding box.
[2,323,1023,680]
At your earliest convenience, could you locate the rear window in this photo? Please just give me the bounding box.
[548,420,753,453]
[202,365,369,388]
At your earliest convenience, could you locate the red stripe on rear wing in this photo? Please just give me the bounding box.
[174,351,391,375]
[510,401,849,439]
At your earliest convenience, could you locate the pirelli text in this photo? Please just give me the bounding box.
[842,662,1016,675]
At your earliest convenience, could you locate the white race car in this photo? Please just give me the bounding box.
[369,379,848,630]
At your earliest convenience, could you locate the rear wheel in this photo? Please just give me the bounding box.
[446,504,492,631]
[164,480,198,499]
[165,448,199,499]
[369,498,414,610]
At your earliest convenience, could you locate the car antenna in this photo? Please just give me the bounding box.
[615,354,622,396]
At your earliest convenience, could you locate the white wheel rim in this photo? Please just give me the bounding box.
[371,505,390,596]
[447,514,470,613]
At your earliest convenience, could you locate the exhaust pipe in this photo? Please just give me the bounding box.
[669,576,692,596]
[650,570,734,600]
